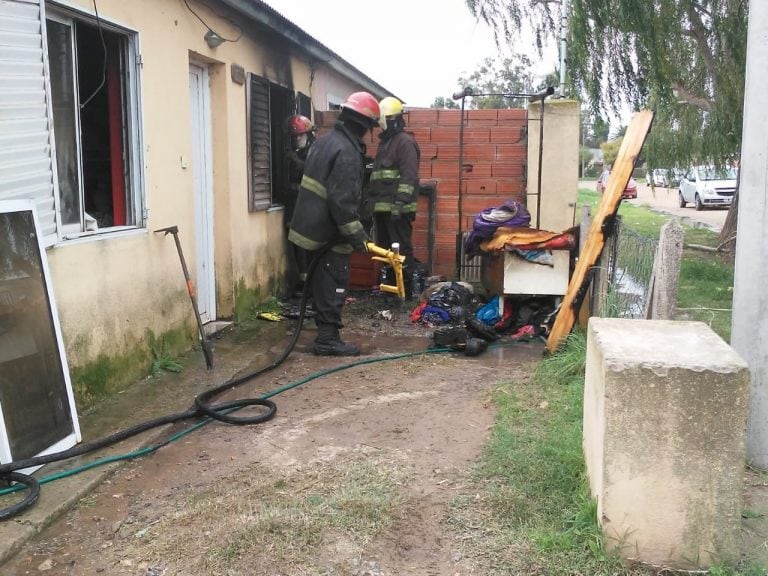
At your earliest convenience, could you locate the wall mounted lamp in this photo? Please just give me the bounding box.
[204,29,225,48]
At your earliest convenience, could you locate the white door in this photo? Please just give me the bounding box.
[188,64,215,323]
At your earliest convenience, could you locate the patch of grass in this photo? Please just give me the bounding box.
[149,338,183,377]
[677,257,734,340]
[147,457,404,574]
[617,200,670,239]
[449,332,622,575]
[684,225,721,247]
[709,565,768,576]
[451,332,765,575]
[742,509,763,520]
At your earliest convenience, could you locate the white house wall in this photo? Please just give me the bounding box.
[312,68,369,110]
[36,0,353,370]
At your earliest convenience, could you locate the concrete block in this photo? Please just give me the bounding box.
[584,318,750,570]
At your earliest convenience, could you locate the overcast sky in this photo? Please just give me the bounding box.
[262,0,558,108]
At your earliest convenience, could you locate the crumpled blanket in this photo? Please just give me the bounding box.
[464,199,531,257]
[480,226,577,253]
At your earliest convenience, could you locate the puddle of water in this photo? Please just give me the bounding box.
[614,268,647,319]
[652,209,720,232]
[679,217,715,230]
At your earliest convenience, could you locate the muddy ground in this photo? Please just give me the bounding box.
[1,293,544,576]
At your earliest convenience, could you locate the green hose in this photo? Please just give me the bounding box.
[0,347,455,497]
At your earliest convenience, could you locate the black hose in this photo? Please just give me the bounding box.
[0,473,40,521]
[0,246,325,520]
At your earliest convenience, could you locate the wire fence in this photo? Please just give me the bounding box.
[592,217,659,319]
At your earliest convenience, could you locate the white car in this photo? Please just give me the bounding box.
[678,166,737,211]
[646,168,669,187]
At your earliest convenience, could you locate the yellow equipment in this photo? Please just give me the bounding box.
[366,241,406,300]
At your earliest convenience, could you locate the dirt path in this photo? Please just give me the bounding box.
[2,301,543,575]
[633,182,728,232]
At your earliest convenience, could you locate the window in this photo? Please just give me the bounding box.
[246,74,271,211]
[297,92,312,118]
[46,8,143,238]
[246,74,299,211]
[327,93,344,111]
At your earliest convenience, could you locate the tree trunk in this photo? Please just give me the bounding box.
[718,173,739,260]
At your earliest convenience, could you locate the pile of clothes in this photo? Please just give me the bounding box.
[409,280,559,345]
[463,198,577,266]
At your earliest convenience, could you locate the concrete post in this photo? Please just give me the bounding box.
[643,219,683,320]
[584,318,749,569]
[732,0,768,467]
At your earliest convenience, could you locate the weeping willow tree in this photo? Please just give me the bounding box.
[466,0,748,250]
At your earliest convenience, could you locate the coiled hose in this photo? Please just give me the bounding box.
[0,245,328,520]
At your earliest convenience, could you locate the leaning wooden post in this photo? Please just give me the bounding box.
[547,109,654,353]
[643,219,683,320]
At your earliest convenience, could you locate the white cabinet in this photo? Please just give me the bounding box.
[502,250,570,296]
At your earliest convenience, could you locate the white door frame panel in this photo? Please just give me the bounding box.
[188,63,215,323]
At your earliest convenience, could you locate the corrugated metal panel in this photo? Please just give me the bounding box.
[0,0,57,241]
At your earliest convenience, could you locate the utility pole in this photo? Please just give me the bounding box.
[558,0,570,97]
[731,0,768,467]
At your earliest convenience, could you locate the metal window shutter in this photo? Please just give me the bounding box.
[248,74,271,211]
[0,0,57,243]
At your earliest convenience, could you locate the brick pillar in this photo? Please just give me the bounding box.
[584,318,749,569]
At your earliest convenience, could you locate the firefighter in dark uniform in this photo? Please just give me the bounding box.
[367,97,421,296]
[288,92,380,356]
[283,114,316,297]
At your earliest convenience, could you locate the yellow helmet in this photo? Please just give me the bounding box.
[378,96,403,130]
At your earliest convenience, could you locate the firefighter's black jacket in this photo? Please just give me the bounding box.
[288,121,368,254]
[368,128,421,214]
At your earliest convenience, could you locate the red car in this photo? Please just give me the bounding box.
[597,171,637,199]
[621,178,638,199]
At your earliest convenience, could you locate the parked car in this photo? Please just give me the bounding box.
[668,168,685,188]
[646,168,670,187]
[622,177,638,199]
[678,166,737,210]
[596,170,637,199]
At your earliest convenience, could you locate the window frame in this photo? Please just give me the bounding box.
[327,92,344,110]
[44,3,145,242]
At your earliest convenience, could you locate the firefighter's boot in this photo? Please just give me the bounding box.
[313,324,360,356]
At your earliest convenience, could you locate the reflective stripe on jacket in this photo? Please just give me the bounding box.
[368,129,420,214]
[288,122,368,254]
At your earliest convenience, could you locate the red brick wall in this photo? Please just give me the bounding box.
[315,108,528,281]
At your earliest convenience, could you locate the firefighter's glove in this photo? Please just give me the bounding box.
[391,201,404,220]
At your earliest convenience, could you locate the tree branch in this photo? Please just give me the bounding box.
[671,81,714,112]
[687,5,719,85]
[690,0,712,19]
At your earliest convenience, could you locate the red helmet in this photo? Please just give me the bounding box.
[340,92,380,123]
[285,115,315,135]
